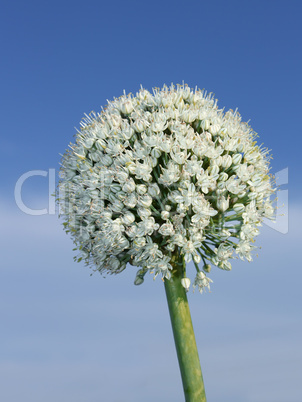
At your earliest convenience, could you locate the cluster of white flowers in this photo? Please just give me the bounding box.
[59,83,275,293]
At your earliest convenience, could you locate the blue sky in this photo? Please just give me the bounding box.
[1,1,301,401]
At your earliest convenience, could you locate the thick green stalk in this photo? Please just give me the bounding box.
[164,261,206,402]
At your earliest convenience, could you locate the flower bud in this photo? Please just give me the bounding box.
[123,192,137,208]
[248,192,257,200]
[136,184,147,195]
[151,148,162,158]
[221,155,232,169]
[218,172,228,182]
[134,237,146,249]
[82,137,95,149]
[182,109,197,123]
[89,190,99,199]
[193,254,201,263]
[159,222,175,236]
[211,155,222,166]
[138,207,152,219]
[264,204,274,218]
[181,277,191,291]
[108,257,120,271]
[237,190,246,198]
[126,162,136,174]
[121,212,135,225]
[232,153,243,165]
[233,203,245,213]
[208,164,219,177]
[109,197,124,212]
[166,243,175,252]
[221,229,231,239]
[110,184,122,193]
[148,183,160,197]
[122,178,136,193]
[134,276,144,285]
[161,210,170,220]
[119,98,134,115]
[173,233,185,246]
[200,119,210,130]
[115,170,128,183]
[209,123,220,135]
[203,264,211,273]
[249,173,263,187]
[218,127,228,136]
[100,154,113,166]
[134,270,145,285]
[217,195,229,212]
[88,151,101,162]
[126,225,138,238]
[218,261,232,270]
[100,210,112,219]
[216,188,225,195]
[133,117,149,133]
[138,194,153,208]
[197,271,206,279]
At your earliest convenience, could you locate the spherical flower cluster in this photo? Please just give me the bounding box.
[59,84,275,293]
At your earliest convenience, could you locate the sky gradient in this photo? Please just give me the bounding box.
[1,1,301,401]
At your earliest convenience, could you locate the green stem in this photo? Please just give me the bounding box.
[164,259,207,402]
